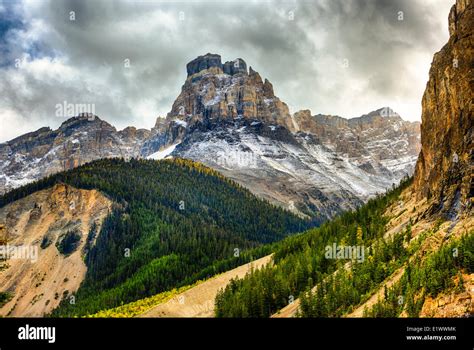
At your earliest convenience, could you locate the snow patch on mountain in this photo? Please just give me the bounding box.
[147,142,181,160]
[173,120,188,128]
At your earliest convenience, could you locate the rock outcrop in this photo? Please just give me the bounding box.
[420,273,473,317]
[0,114,150,194]
[413,0,473,217]
[186,53,248,77]
[186,53,224,76]
[0,184,112,316]
[165,53,296,136]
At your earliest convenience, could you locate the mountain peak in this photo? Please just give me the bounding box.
[165,53,295,133]
[186,53,223,76]
[59,113,102,127]
[360,107,401,120]
[58,114,114,133]
[186,53,248,77]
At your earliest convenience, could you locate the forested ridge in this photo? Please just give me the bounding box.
[0,158,309,316]
[215,177,472,317]
[214,178,412,317]
[361,233,473,317]
[299,228,473,317]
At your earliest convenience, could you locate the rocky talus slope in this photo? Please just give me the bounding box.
[0,184,112,316]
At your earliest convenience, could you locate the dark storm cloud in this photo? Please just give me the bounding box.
[0,1,26,66]
[0,0,453,142]
[297,0,447,92]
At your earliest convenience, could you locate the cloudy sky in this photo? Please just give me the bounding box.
[0,0,454,142]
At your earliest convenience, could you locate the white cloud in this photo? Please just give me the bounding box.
[0,109,44,141]
[0,0,454,142]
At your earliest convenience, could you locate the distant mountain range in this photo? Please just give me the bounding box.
[0,54,420,220]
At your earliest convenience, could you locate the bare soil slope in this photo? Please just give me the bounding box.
[0,184,112,316]
[139,255,272,317]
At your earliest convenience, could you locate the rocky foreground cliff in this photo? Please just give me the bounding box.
[414,0,473,219]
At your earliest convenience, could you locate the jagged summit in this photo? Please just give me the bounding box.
[59,113,103,128]
[164,53,296,133]
[359,107,401,119]
[186,53,248,77]
[0,114,150,193]
[293,107,417,133]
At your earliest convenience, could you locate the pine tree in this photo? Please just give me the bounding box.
[357,225,363,243]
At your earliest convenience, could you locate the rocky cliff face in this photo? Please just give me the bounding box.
[414,0,473,218]
[164,53,296,133]
[0,184,112,316]
[294,108,421,175]
[163,106,420,220]
[0,115,150,194]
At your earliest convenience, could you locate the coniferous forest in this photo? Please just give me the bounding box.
[0,158,310,316]
[2,161,471,319]
[214,177,473,317]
